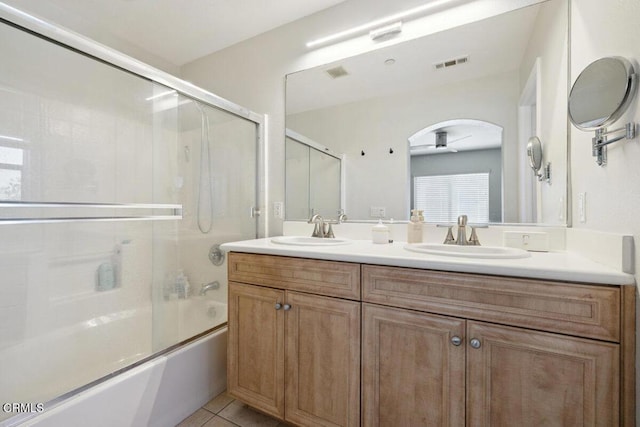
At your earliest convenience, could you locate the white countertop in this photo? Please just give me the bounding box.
[220,238,635,286]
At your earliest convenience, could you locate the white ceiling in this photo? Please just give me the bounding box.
[1,0,348,66]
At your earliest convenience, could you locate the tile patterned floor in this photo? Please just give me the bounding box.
[176,391,289,427]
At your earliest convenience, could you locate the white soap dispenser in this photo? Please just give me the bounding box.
[372,219,390,244]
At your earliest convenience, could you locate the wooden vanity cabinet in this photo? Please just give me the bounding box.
[362,304,466,426]
[466,321,620,426]
[228,253,635,427]
[227,253,361,427]
[362,264,635,427]
[363,302,622,426]
[228,282,285,418]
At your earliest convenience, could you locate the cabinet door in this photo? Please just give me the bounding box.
[467,321,620,426]
[362,304,466,427]
[285,291,361,427]
[228,282,285,419]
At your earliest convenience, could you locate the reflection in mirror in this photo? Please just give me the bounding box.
[285,129,342,220]
[526,136,551,183]
[527,136,543,170]
[410,119,502,223]
[286,0,568,224]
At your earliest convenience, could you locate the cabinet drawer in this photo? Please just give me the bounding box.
[229,252,360,300]
[362,265,620,342]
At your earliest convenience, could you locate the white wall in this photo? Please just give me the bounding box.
[570,1,640,421]
[287,71,519,221]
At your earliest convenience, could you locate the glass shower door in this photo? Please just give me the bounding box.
[151,96,258,351]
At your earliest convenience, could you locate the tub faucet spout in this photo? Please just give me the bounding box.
[200,281,220,296]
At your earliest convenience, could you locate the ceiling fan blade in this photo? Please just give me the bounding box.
[448,134,472,144]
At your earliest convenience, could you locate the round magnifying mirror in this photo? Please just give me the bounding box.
[527,136,543,172]
[568,57,637,130]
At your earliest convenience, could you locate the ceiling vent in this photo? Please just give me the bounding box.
[434,55,469,70]
[325,66,349,79]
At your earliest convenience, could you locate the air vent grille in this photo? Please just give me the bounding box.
[434,55,469,70]
[325,66,349,79]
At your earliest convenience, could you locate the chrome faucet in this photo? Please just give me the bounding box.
[443,215,482,246]
[456,215,468,245]
[200,280,220,296]
[308,212,347,238]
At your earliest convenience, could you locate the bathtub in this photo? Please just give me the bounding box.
[171,297,227,343]
[5,327,228,427]
[1,297,228,427]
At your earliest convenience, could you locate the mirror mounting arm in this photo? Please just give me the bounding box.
[592,123,637,166]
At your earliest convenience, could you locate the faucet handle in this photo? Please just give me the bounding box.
[325,223,335,238]
[443,226,455,244]
[457,215,468,227]
[308,214,325,238]
[468,227,481,246]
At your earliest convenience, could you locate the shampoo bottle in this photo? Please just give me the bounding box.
[407,209,423,243]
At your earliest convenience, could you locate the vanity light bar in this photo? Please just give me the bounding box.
[306,0,457,48]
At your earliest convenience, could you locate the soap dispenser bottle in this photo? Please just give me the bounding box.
[372,219,390,244]
[407,209,423,243]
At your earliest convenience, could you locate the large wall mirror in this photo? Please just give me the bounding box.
[285,0,568,224]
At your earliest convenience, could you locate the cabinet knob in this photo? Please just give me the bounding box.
[283,304,291,311]
[275,303,282,310]
[450,336,462,346]
[470,338,481,349]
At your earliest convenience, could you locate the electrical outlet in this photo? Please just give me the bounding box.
[578,192,586,223]
[273,202,284,219]
[504,231,549,252]
[370,206,386,218]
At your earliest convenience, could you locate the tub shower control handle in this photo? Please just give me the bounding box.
[451,336,462,346]
[470,338,482,349]
[275,303,282,310]
[283,304,291,311]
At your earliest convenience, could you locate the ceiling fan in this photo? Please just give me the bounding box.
[419,131,472,153]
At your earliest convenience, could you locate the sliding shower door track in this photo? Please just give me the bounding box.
[0,201,183,225]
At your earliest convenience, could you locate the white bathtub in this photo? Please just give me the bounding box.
[172,297,227,342]
[12,327,227,427]
[1,296,228,427]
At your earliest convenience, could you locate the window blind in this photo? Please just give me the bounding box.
[414,172,489,223]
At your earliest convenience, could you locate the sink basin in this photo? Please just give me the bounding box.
[271,236,351,246]
[404,243,531,259]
